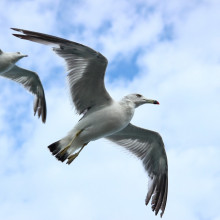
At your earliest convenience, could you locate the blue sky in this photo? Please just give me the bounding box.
[0,0,220,219]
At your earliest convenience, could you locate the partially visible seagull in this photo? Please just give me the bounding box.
[0,48,46,123]
[12,28,168,217]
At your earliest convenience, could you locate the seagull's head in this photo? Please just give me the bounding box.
[125,94,159,108]
[10,51,28,63]
[0,50,28,64]
[0,50,28,63]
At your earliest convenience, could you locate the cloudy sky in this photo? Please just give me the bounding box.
[0,0,220,219]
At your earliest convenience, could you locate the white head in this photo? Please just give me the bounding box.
[0,49,28,63]
[124,93,159,108]
[9,51,28,63]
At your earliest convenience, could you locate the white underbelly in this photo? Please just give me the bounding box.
[75,103,134,142]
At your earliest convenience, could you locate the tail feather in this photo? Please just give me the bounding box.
[47,138,78,163]
[48,140,69,162]
[47,128,85,163]
[48,141,62,155]
[56,151,69,162]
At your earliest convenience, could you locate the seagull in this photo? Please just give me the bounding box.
[12,28,168,217]
[0,48,46,123]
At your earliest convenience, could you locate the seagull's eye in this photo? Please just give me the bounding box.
[136,94,142,98]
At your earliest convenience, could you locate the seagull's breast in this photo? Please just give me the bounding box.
[75,101,135,142]
[0,55,14,73]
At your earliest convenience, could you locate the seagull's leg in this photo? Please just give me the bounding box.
[66,143,88,165]
[57,129,83,158]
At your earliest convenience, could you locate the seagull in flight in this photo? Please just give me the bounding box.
[0,48,46,123]
[12,28,168,217]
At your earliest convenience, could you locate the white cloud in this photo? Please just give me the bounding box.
[0,0,220,219]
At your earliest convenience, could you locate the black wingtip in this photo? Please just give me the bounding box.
[11,27,20,31]
[11,28,25,35]
[12,33,24,39]
[42,97,47,124]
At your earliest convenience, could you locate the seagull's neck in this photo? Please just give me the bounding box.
[120,97,135,111]
[118,98,135,123]
[0,53,17,73]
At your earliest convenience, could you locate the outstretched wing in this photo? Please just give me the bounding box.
[12,28,113,115]
[106,123,168,217]
[1,65,46,123]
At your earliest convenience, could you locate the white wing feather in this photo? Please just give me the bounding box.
[1,65,46,122]
[12,28,113,115]
[106,123,168,217]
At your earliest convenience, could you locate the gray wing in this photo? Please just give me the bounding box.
[106,123,168,217]
[12,28,113,115]
[1,65,46,123]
